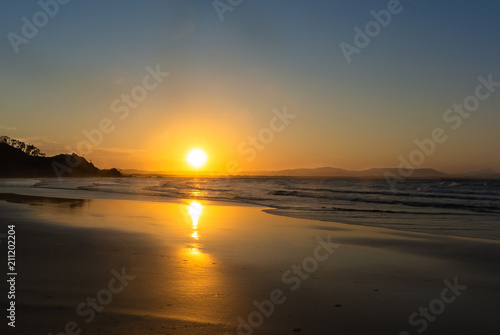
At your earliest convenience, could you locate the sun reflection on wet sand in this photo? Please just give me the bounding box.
[163,200,231,323]
[188,200,202,242]
[191,230,199,241]
[28,197,303,326]
[188,201,203,229]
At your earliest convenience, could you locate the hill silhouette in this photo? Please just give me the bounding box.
[237,166,450,178]
[121,166,500,179]
[0,142,121,178]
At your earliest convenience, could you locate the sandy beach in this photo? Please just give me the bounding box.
[1,192,500,335]
[3,0,500,333]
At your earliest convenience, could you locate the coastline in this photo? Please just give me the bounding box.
[1,192,499,334]
[1,176,499,241]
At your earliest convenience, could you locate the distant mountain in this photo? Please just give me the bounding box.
[261,167,353,177]
[0,142,121,178]
[121,169,174,176]
[356,168,449,178]
[241,167,450,178]
[458,169,500,179]
[120,166,500,179]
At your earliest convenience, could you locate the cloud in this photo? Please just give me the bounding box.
[0,125,17,131]
[92,147,145,155]
[18,136,59,146]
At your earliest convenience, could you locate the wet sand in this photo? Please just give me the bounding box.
[1,193,499,334]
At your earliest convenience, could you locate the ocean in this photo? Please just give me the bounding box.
[1,177,499,240]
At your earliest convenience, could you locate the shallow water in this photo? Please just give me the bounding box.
[1,177,499,240]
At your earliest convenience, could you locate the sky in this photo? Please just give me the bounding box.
[1,0,499,173]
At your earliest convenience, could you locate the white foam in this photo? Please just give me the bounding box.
[0,179,40,187]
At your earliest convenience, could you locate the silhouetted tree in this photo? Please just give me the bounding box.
[25,144,35,155]
[1,136,45,157]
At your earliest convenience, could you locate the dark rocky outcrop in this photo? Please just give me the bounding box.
[0,143,121,178]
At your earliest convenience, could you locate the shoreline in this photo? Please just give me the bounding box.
[1,184,499,242]
[1,192,499,334]
[0,191,498,245]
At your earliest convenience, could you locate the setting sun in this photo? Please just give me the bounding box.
[186,148,208,169]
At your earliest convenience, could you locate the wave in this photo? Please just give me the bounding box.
[11,176,500,216]
[267,189,500,214]
[280,185,500,202]
[4,176,498,241]
[266,204,482,216]
[0,179,41,187]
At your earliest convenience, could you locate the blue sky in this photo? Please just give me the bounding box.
[1,0,499,172]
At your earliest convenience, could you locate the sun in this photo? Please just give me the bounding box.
[186,148,208,169]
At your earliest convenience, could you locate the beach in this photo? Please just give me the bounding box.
[3,1,499,333]
[2,0,499,333]
[1,190,499,334]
